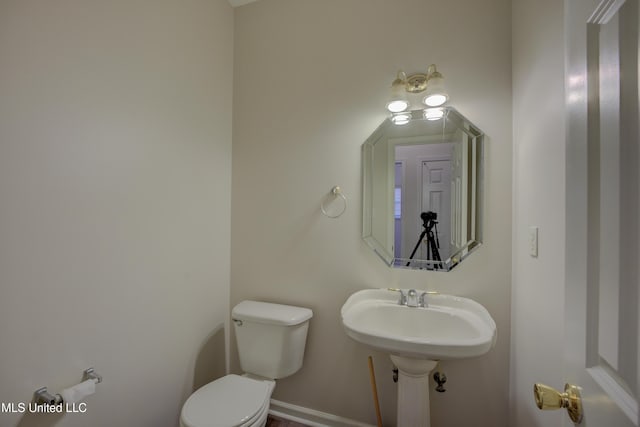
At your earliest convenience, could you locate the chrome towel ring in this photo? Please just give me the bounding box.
[321,186,347,218]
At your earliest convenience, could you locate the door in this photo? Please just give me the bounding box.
[559,0,639,424]
[420,159,451,261]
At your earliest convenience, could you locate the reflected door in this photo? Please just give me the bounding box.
[421,159,451,261]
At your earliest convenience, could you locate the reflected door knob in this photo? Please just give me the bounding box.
[533,383,583,424]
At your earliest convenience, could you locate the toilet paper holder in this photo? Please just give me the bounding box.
[33,368,102,405]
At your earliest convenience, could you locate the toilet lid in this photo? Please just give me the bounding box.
[181,375,271,427]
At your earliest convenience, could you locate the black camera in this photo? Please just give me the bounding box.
[421,211,438,222]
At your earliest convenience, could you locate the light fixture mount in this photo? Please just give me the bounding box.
[404,65,443,93]
[406,74,429,93]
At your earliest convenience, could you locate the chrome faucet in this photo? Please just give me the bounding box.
[406,289,418,307]
[389,288,429,308]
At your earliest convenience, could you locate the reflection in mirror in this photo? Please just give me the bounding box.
[362,107,484,271]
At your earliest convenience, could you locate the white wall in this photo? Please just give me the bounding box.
[231,0,512,425]
[0,1,233,426]
[510,0,566,425]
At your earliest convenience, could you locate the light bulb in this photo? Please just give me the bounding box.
[424,108,444,121]
[391,112,411,125]
[386,71,409,113]
[423,94,447,107]
[387,99,410,113]
[423,70,448,107]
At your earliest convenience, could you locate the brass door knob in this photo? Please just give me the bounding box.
[533,383,583,424]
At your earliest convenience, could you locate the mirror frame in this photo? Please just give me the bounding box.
[362,107,484,271]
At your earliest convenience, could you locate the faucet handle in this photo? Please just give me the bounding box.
[419,291,428,307]
[387,288,408,305]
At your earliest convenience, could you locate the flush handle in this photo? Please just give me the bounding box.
[533,383,583,424]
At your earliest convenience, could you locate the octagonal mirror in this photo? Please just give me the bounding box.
[362,107,484,271]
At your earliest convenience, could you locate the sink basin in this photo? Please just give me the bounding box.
[341,289,496,359]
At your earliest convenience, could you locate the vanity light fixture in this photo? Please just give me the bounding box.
[385,64,449,124]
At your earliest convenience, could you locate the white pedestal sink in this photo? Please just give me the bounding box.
[341,289,497,427]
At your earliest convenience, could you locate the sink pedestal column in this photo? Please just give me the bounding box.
[390,355,439,427]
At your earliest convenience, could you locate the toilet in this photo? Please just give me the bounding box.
[180,300,313,427]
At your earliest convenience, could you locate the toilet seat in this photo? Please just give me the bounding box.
[180,374,274,427]
[237,393,269,427]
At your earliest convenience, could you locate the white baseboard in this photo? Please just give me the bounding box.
[269,399,376,427]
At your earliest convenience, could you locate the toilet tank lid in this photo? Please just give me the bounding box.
[232,300,313,326]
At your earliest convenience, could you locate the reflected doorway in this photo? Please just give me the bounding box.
[394,144,453,268]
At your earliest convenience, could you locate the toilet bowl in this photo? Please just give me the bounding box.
[180,301,313,427]
[180,375,274,427]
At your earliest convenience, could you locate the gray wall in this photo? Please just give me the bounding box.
[231,0,512,425]
[0,1,233,426]
[510,0,566,425]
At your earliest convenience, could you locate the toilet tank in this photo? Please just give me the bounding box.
[232,300,313,379]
